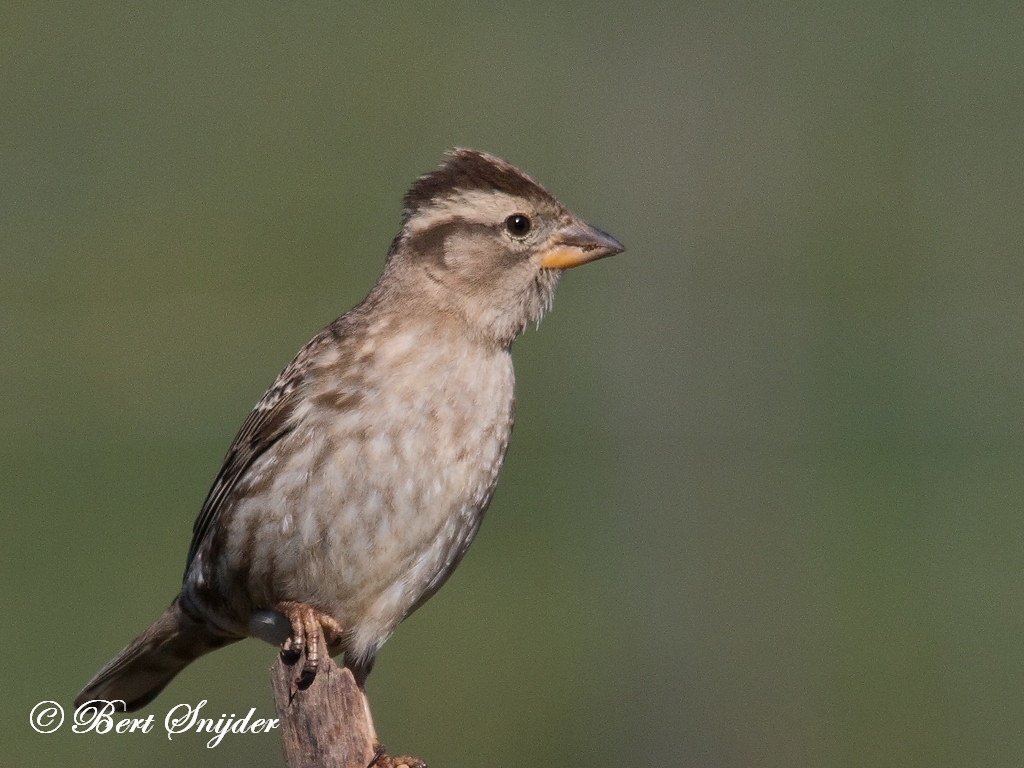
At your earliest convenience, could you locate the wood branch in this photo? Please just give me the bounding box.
[271,654,375,768]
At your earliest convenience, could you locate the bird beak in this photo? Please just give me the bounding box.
[538,219,626,270]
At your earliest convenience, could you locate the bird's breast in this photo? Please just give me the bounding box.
[221,329,516,655]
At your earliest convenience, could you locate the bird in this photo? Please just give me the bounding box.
[75,149,624,763]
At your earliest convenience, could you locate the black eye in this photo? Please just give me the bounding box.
[505,214,532,237]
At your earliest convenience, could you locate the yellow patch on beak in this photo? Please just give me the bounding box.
[537,222,624,269]
[539,247,598,270]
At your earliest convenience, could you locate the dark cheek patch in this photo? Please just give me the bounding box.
[406,218,526,272]
[406,222,456,269]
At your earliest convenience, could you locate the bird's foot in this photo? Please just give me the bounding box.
[273,600,344,691]
[368,743,426,768]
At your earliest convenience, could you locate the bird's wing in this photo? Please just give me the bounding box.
[183,376,299,577]
[183,328,337,578]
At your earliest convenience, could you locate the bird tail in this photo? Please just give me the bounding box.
[75,596,239,712]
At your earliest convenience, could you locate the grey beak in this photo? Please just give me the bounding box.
[539,219,626,269]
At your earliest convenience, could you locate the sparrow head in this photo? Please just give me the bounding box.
[379,149,624,347]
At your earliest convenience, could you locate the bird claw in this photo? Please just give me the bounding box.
[273,601,344,691]
[368,743,427,768]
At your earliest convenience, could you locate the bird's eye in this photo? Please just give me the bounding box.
[505,214,532,237]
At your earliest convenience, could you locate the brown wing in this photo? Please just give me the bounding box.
[182,328,337,578]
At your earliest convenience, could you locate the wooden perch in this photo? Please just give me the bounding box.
[271,654,375,768]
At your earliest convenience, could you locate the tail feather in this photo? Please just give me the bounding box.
[75,597,238,712]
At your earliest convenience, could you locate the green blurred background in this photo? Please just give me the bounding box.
[4,2,1023,766]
